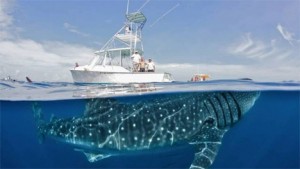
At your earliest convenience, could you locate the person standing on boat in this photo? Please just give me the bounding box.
[139,57,146,72]
[147,59,155,72]
[131,51,141,72]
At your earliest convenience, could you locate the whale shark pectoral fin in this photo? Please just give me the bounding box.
[189,142,222,169]
[74,148,112,162]
[188,119,228,169]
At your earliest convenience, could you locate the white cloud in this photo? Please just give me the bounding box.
[229,33,292,60]
[0,39,94,82]
[232,33,254,54]
[0,0,13,27]
[276,23,297,46]
[0,1,94,82]
[64,22,89,37]
[224,33,300,81]
[0,0,14,39]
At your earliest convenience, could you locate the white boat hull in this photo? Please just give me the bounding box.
[70,70,173,83]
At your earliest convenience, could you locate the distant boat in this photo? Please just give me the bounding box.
[70,11,173,84]
[190,74,209,82]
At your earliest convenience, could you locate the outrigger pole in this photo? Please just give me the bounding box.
[137,0,151,12]
[150,3,180,27]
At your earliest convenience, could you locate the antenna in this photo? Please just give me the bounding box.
[126,0,130,15]
[150,3,180,27]
[137,0,151,12]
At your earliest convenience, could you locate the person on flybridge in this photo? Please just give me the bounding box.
[131,51,141,72]
[125,25,131,34]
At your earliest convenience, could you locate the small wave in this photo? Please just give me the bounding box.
[0,82,15,89]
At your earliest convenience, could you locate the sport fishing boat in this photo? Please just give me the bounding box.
[70,11,174,84]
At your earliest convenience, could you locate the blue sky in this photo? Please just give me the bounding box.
[0,0,299,82]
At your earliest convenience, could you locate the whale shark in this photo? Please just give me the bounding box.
[32,91,260,169]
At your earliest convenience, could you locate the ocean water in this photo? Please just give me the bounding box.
[0,80,299,169]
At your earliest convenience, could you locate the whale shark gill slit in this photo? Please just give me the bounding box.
[32,91,260,169]
[215,95,227,127]
[228,92,242,120]
[210,96,226,128]
[220,93,233,126]
[224,93,239,124]
[206,99,218,126]
[217,94,231,127]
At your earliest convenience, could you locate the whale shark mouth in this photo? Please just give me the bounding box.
[32,91,260,169]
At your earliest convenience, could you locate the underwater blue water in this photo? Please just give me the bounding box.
[0,80,299,168]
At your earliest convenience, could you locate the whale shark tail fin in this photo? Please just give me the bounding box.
[32,102,46,143]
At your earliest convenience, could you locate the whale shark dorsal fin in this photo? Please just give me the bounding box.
[188,117,228,169]
[74,148,112,162]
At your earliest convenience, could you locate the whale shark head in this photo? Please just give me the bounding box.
[200,91,260,129]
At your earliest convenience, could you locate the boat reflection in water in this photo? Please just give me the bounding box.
[72,83,160,98]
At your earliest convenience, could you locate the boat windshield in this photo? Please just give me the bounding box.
[94,48,132,70]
